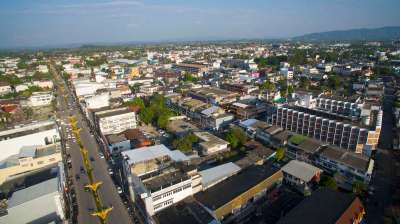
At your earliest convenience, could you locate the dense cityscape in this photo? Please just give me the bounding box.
[1,1,400,224]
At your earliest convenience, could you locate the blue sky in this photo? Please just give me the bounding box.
[0,0,399,48]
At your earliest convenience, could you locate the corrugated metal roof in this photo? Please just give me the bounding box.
[199,162,241,189]
[121,144,189,165]
[8,177,58,208]
[281,160,322,182]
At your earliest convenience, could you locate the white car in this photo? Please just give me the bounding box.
[99,153,105,159]
[117,186,123,194]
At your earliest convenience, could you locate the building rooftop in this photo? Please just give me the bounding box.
[289,135,322,154]
[142,166,191,193]
[0,120,56,140]
[105,129,146,144]
[121,144,189,166]
[277,188,363,224]
[7,177,58,208]
[167,119,200,136]
[199,162,241,190]
[319,146,371,172]
[95,107,134,119]
[195,162,280,210]
[154,198,215,224]
[194,131,228,150]
[281,160,322,182]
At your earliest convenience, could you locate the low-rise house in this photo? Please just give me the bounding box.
[193,131,229,156]
[281,160,322,195]
[105,129,151,154]
[235,141,276,169]
[167,119,200,137]
[286,134,323,163]
[314,146,374,190]
[277,188,365,224]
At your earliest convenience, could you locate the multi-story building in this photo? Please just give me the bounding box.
[272,94,382,155]
[28,91,54,107]
[0,166,67,223]
[121,145,201,218]
[314,146,374,190]
[173,63,208,76]
[281,160,322,195]
[228,99,268,120]
[105,129,151,154]
[220,83,259,95]
[187,87,238,105]
[94,106,137,135]
[0,143,62,186]
[0,121,60,163]
[166,95,234,131]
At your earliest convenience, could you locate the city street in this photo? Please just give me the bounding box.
[365,88,397,224]
[51,64,132,224]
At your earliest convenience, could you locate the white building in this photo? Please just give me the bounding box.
[95,107,137,135]
[0,121,60,163]
[194,131,229,155]
[28,91,53,107]
[281,160,322,195]
[0,82,12,95]
[280,68,294,80]
[84,93,110,109]
[121,145,201,217]
[37,65,49,73]
[0,176,65,224]
[33,80,53,89]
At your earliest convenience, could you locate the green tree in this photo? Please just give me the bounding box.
[275,147,285,161]
[17,61,28,69]
[287,85,294,96]
[23,107,34,119]
[320,176,338,191]
[172,133,199,153]
[352,180,367,196]
[260,80,275,92]
[129,83,141,94]
[299,77,311,90]
[124,97,145,109]
[327,74,341,90]
[139,107,154,124]
[225,127,247,149]
[183,73,198,83]
[289,49,307,66]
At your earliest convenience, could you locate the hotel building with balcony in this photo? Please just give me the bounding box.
[272,93,382,155]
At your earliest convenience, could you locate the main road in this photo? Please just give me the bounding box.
[51,63,132,224]
[365,87,397,224]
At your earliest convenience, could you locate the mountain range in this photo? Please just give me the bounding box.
[293,26,400,41]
